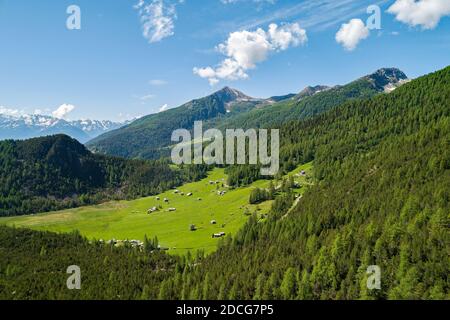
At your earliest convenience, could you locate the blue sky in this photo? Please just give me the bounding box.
[0,0,449,121]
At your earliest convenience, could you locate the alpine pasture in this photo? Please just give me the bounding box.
[0,164,312,255]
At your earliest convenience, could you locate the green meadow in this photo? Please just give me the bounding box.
[0,163,313,255]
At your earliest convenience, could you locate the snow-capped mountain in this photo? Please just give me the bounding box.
[70,119,131,139]
[0,113,130,143]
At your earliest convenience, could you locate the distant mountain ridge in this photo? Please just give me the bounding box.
[213,67,409,131]
[295,85,331,101]
[0,113,130,143]
[87,67,409,160]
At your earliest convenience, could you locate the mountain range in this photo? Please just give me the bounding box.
[87,68,408,159]
[0,113,130,143]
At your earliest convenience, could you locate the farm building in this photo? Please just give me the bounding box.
[147,207,158,214]
[212,232,226,238]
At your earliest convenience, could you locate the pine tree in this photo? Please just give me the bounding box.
[253,274,266,300]
[280,268,298,300]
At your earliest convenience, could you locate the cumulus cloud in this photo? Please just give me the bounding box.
[134,0,177,43]
[387,0,450,29]
[268,23,308,50]
[335,19,370,51]
[52,104,75,119]
[194,23,307,85]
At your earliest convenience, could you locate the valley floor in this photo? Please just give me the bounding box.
[0,163,313,255]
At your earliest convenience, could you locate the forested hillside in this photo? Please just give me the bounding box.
[0,135,207,216]
[0,66,447,300]
[0,226,178,300]
[167,66,449,300]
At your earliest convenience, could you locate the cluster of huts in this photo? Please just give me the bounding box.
[148,205,176,213]
[104,239,144,249]
[148,207,158,214]
[148,190,198,215]
[172,189,193,197]
[209,178,225,185]
[147,184,230,239]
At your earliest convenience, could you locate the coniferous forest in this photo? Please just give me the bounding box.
[0,66,448,300]
[0,135,208,216]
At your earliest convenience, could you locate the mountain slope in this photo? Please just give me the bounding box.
[87,68,408,160]
[0,113,128,143]
[215,68,408,130]
[169,66,449,300]
[86,87,264,159]
[0,134,207,216]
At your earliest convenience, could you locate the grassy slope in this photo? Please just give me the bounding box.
[0,164,313,255]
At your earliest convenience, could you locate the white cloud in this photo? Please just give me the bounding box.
[149,79,168,85]
[52,104,75,119]
[134,0,177,43]
[335,18,370,51]
[387,0,450,30]
[194,23,307,85]
[159,104,169,112]
[268,23,308,50]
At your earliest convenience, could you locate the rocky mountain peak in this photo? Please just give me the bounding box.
[214,87,253,103]
[365,68,409,91]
